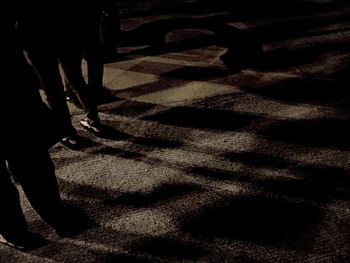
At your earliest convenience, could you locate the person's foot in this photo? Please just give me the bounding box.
[65,89,82,108]
[50,204,95,238]
[0,231,49,251]
[61,135,85,150]
[80,118,103,136]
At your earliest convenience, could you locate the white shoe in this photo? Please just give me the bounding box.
[80,119,102,135]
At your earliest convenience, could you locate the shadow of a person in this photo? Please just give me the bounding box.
[118,13,264,72]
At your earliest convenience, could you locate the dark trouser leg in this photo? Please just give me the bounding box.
[87,58,104,92]
[85,47,104,92]
[23,50,77,136]
[59,53,100,125]
[0,160,28,237]
[6,150,64,227]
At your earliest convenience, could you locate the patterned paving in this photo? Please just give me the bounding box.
[1,1,350,262]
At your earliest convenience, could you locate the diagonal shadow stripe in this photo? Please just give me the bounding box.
[242,77,350,106]
[181,195,323,246]
[105,182,203,207]
[129,237,204,261]
[142,106,258,131]
[259,118,350,149]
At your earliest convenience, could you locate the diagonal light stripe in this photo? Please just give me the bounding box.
[131,81,240,105]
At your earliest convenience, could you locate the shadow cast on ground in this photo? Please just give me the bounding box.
[105,182,203,207]
[181,195,322,246]
[142,106,258,131]
[243,75,350,107]
[259,118,350,150]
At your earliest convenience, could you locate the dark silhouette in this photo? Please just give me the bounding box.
[0,13,92,251]
[15,1,107,149]
[63,0,121,107]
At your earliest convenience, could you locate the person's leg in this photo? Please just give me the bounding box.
[0,160,28,238]
[6,150,64,227]
[23,50,77,137]
[85,48,104,93]
[6,148,92,237]
[0,160,48,251]
[6,149,93,238]
[60,64,82,108]
[85,47,117,106]
[0,159,48,251]
[59,52,100,126]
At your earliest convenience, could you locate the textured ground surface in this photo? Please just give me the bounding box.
[1,1,350,262]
